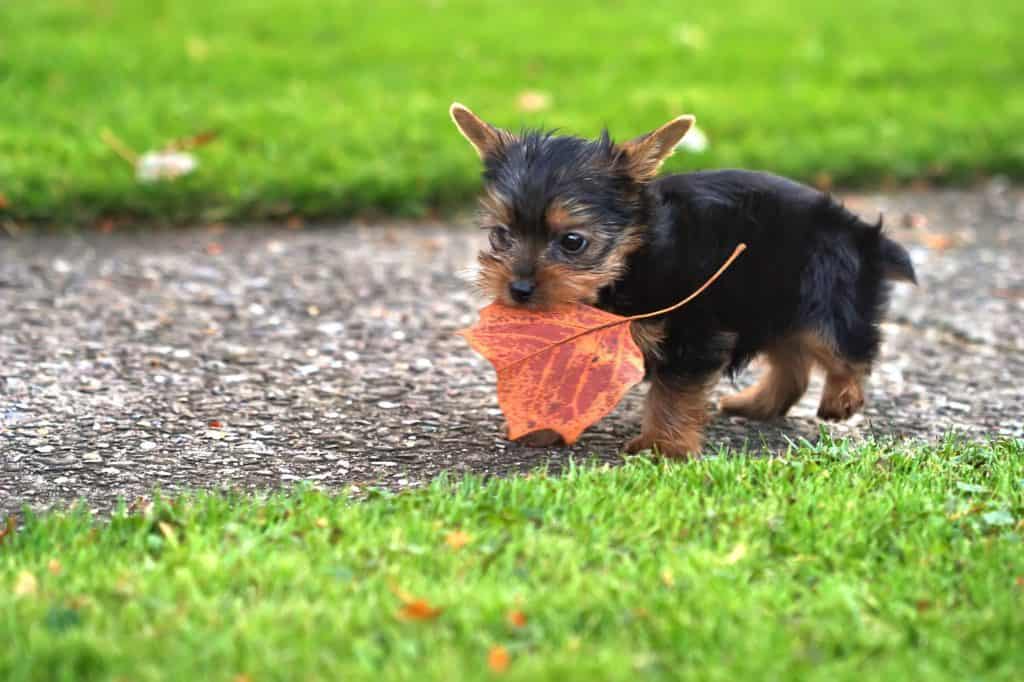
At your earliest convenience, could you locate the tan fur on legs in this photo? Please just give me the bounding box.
[817,371,866,420]
[806,337,868,420]
[625,375,713,459]
[720,337,813,420]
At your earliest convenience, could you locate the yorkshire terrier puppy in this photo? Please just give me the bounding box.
[451,103,916,457]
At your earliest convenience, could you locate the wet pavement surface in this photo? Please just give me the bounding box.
[2,184,1022,514]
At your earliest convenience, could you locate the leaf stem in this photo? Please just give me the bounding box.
[626,243,747,322]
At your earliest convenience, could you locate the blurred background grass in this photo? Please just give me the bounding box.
[1,0,1022,225]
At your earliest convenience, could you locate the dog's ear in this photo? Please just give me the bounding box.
[620,115,695,181]
[449,103,512,159]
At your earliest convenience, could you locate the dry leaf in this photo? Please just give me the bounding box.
[901,212,929,230]
[13,571,37,598]
[397,598,443,621]
[488,645,511,673]
[507,609,527,628]
[136,151,198,182]
[516,90,551,113]
[0,193,8,210]
[921,233,954,251]
[157,521,178,545]
[185,37,210,62]
[813,172,833,191]
[391,585,443,621]
[163,130,219,152]
[0,516,15,545]
[723,542,747,565]
[660,568,675,587]
[445,530,472,550]
[459,245,746,443]
[315,517,329,529]
[48,559,62,576]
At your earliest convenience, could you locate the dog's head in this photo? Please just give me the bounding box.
[450,103,694,309]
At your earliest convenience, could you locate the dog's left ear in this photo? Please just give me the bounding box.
[620,115,695,181]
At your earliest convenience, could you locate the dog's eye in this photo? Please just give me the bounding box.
[559,232,587,254]
[488,226,512,251]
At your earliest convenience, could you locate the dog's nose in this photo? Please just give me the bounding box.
[508,279,536,303]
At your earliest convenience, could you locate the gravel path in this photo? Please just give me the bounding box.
[2,184,1023,514]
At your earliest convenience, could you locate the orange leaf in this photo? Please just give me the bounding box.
[391,584,443,621]
[397,598,443,621]
[488,645,510,673]
[445,530,472,550]
[0,516,14,545]
[507,609,527,628]
[459,245,746,443]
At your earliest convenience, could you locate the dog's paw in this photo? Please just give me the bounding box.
[624,433,700,459]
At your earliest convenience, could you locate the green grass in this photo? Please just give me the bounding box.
[2,439,1023,681]
[1,1,1023,225]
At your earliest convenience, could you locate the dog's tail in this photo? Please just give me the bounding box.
[879,231,917,284]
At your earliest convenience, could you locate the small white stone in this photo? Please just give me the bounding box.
[139,441,157,452]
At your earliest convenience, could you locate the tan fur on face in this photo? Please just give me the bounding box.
[476,221,646,309]
[476,252,517,305]
[545,201,588,233]
[478,187,514,228]
[625,374,714,458]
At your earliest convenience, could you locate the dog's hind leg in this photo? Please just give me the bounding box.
[719,336,814,420]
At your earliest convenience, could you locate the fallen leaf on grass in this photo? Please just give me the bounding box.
[488,645,511,673]
[101,129,216,183]
[13,571,37,598]
[0,516,15,545]
[391,584,443,621]
[723,542,748,565]
[459,245,746,443]
[445,530,472,550]
[47,559,62,576]
[1015,576,1024,588]
[157,521,179,546]
[0,193,8,209]
[660,569,675,587]
[516,90,550,113]
[507,609,527,628]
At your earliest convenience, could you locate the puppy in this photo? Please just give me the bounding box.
[451,103,916,457]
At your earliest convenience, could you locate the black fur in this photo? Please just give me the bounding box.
[600,169,916,381]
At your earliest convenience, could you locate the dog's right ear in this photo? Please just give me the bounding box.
[449,103,511,158]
